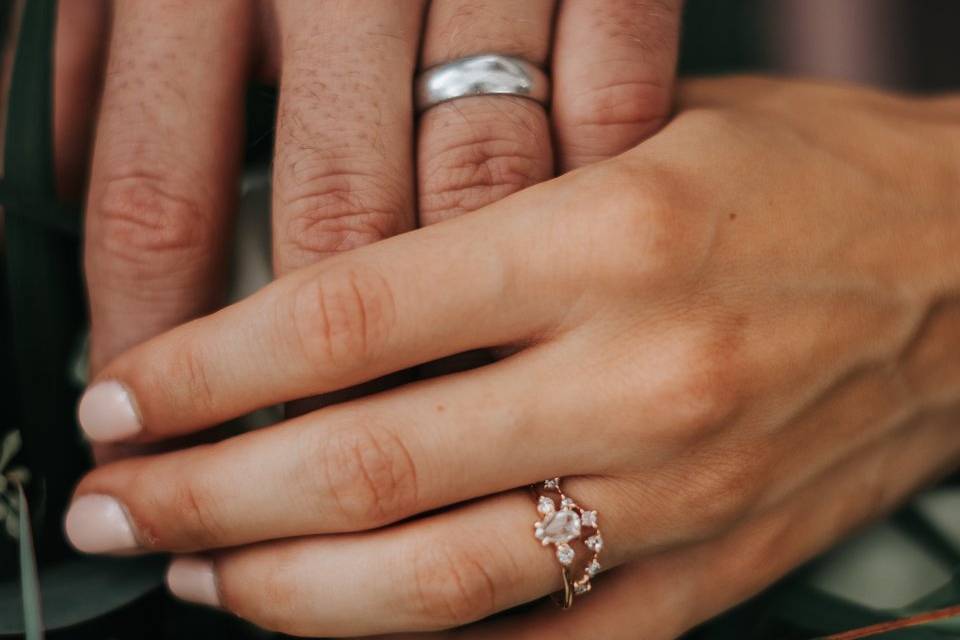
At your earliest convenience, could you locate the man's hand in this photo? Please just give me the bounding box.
[58,0,682,375]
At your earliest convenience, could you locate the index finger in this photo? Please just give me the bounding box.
[84,0,252,373]
[77,177,578,443]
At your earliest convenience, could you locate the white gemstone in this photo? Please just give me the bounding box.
[574,580,591,595]
[581,510,598,528]
[585,534,603,552]
[560,497,575,509]
[587,559,601,577]
[556,544,575,565]
[544,478,559,490]
[537,509,582,545]
[537,496,555,515]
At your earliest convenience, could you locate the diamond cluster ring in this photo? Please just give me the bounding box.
[532,478,603,608]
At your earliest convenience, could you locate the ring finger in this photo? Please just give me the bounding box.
[434,411,960,640]
[416,0,556,227]
[170,409,960,638]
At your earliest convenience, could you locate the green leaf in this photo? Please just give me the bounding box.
[2,0,90,572]
[0,430,21,471]
[17,483,44,640]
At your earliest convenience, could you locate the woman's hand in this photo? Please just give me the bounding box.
[65,78,960,638]
[60,0,682,374]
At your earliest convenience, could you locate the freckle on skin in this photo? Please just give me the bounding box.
[729,212,737,221]
[436,404,445,412]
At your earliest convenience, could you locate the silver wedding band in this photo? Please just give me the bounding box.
[414,54,549,113]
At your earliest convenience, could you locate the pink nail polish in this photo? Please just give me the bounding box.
[64,494,139,553]
[167,556,221,608]
[78,380,142,442]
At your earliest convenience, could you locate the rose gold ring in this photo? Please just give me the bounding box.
[532,478,603,609]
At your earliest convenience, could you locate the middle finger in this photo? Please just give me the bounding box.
[271,0,424,276]
[66,350,602,552]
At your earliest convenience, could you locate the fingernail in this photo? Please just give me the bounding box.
[78,380,142,442]
[167,556,222,608]
[64,494,139,553]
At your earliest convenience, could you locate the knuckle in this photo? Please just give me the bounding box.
[176,342,217,412]
[132,337,217,421]
[410,537,498,628]
[576,162,693,284]
[658,326,747,441]
[304,421,419,528]
[277,168,407,267]
[420,105,549,220]
[672,448,766,538]
[217,554,302,635]
[564,79,671,136]
[92,176,212,272]
[164,474,225,549]
[290,265,396,372]
[634,442,767,546]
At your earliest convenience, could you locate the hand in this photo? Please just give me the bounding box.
[59,0,682,376]
[65,77,960,638]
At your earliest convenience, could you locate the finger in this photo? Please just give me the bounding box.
[70,352,602,551]
[438,410,960,640]
[69,313,905,552]
[176,492,564,636]
[270,0,424,277]
[84,0,253,373]
[53,0,108,200]
[417,0,555,226]
[552,0,682,172]
[167,407,960,637]
[270,0,424,419]
[78,180,578,443]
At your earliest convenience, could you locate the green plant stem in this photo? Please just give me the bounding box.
[17,483,44,640]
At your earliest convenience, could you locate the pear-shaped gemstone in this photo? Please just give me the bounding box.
[536,509,581,545]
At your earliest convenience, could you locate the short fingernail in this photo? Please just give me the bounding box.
[64,494,139,553]
[167,556,221,608]
[78,380,142,442]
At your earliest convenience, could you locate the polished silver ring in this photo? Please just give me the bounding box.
[415,54,549,113]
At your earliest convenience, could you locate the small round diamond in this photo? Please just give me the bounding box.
[574,580,591,595]
[585,534,603,553]
[556,544,575,565]
[537,496,555,515]
[587,559,602,577]
[560,497,575,509]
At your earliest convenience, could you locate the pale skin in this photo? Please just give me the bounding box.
[66,78,960,637]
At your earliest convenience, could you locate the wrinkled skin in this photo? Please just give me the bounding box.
[50,0,681,375]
